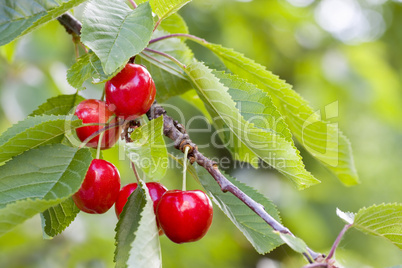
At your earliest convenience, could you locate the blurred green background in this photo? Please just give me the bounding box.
[1,0,402,267]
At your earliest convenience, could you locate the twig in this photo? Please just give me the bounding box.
[128,0,137,9]
[149,33,208,45]
[57,13,82,35]
[326,224,352,260]
[146,102,323,263]
[144,48,186,69]
[140,51,183,75]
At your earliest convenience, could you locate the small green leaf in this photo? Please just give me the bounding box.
[353,203,402,250]
[196,165,283,254]
[81,1,154,74]
[114,180,161,268]
[186,61,319,189]
[275,232,309,254]
[67,52,117,89]
[195,42,358,186]
[137,30,193,102]
[0,0,87,46]
[150,0,191,22]
[158,13,189,34]
[40,197,80,238]
[30,94,84,116]
[125,116,168,181]
[0,144,92,236]
[0,115,81,163]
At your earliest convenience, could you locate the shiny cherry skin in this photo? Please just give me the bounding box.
[115,182,168,219]
[75,99,120,149]
[105,63,156,119]
[156,190,213,244]
[73,159,121,214]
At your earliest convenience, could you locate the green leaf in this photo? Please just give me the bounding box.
[114,180,161,268]
[158,13,189,34]
[67,52,118,90]
[208,71,294,168]
[186,61,319,189]
[216,71,292,141]
[137,30,193,102]
[125,116,168,181]
[81,1,154,74]
[275,232,309,254]
[0,0,87,46]
[0,40,17,62]
[0,144,92,236]
[195,42,358,186]
[0,115,81,163]
[353,203,402,250]
[30,94,84,116]
[150,0,191,22]
[196,165,283,254]
[40,197,80,238]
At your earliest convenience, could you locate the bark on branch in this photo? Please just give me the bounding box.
[146,102,323,262]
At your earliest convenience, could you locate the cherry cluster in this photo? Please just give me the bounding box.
[72,63,213,243]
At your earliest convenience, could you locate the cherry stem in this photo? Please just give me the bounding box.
[128,0,137,9]
[144,48,186,70]
[96,130,105,159]
[326,224,352,261]
[74,42,79,58]
[149,33,208,45]
[131,162,141,184]
[182,146,190,191]
[153,19,161,32]
[78,120,123,149]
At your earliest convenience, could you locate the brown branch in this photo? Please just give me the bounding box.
[146,102,323,263]
[57,13,82,35]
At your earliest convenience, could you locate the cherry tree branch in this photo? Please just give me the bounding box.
[57,13,82,35]
[57,12,325,264]
[146,102,323,263]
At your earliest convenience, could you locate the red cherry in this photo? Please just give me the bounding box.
[73,159,121,214]
[156,190,213,244]
[105,63,156,119]
[115,182,168,219]
[75,99,120,149]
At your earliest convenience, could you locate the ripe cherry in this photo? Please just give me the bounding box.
[105,63,156,119]
[75,99,120,149]
[156,190,213,244]
[73,159,121,214]
[115,182,168,219]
